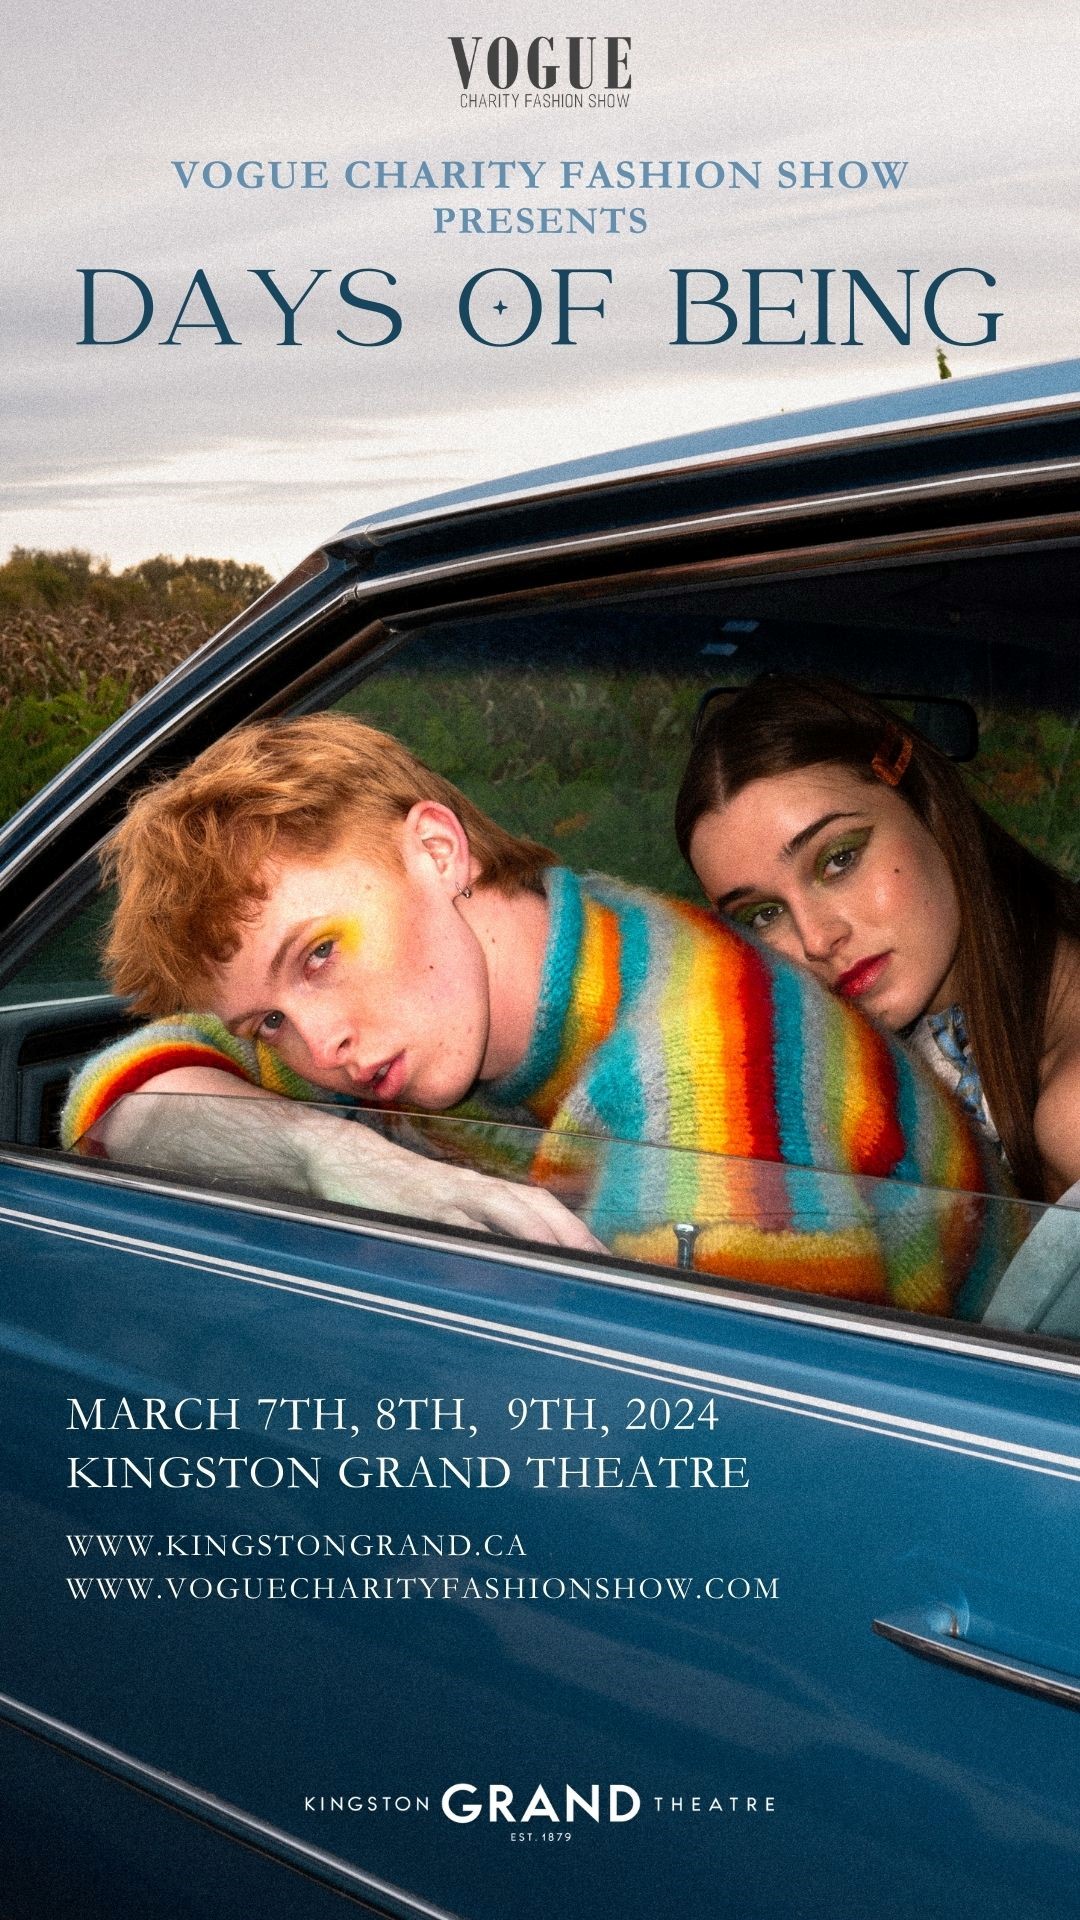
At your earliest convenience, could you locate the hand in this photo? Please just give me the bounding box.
[430,1163,606,1252]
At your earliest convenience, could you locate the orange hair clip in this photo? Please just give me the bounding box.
[871,724,913,786]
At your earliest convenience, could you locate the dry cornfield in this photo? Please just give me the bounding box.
[0,550,273,822]
[0,608,212,707]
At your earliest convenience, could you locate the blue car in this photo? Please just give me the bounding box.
[2,360,1079,1920]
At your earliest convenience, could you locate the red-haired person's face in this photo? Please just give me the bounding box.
[688,764,962,1030]
[205,807,497,1109]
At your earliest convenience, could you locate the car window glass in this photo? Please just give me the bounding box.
[72,1090,1075,1338]
[335,620,702,898]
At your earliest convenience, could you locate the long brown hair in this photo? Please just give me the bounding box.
[675,675,1080,1199]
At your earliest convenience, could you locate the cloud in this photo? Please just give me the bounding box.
[7,0,1078,570]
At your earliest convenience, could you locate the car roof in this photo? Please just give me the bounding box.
[342,357,1080,539]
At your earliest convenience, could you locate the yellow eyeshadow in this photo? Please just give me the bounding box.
[318,917,363,958]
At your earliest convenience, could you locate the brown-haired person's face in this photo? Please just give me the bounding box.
[688,764,962,1030]
[205,807,495,1109]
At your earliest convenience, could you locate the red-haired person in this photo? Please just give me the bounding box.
[64,714,1018,1313]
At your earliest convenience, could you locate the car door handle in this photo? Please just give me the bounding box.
[872,1609,1080,1712]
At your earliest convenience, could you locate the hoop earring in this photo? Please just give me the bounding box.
[455,884,473,901]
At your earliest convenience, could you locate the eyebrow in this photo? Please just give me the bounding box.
[713,812,864,911]
[223,922,316,1034]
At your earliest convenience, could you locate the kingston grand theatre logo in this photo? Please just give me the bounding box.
[450,33,632,109]
[301,1781,778,1824]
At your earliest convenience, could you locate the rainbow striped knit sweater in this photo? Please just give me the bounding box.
[62,866,1015,1316]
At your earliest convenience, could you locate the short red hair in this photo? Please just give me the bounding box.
[103,713,552,1014]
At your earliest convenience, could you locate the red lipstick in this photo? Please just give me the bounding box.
[834,953,890,1000]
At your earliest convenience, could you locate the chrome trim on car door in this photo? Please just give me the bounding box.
[0,1689,465,1918]
[872,1614,1080,1712]
[351,455,1080,557]
[379,510,1080,636]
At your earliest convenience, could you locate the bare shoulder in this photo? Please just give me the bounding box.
[1036,936,1080,1199]
[1034,1055,1080,1199]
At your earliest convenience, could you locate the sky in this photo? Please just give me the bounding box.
[6,0,1079,576]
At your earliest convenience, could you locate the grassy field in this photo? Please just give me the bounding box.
[339,667,704,898]
[344,668,1079,890]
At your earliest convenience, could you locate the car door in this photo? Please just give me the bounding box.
[2,1126,1079,1920]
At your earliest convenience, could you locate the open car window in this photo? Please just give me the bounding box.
[69,1090,1080,1346]
[3,535,1078,1364]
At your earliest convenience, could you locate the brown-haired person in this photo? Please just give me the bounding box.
[677,675,1080,1202]
[63,712,1018,1311]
